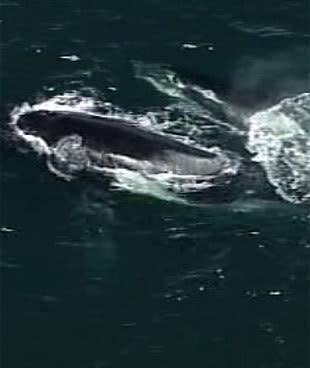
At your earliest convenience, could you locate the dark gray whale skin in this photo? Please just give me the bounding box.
[16,110,217,161]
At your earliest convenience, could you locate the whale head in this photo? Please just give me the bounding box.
[16,110,70,143]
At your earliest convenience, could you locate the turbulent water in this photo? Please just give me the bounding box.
[1,1,309,368]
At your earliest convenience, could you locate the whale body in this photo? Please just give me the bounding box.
[13,109,278,203]
[16,110,225,177]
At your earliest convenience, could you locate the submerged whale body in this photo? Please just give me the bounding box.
[16,110,225,177]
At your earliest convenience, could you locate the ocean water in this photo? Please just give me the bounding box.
[1,1,309,367]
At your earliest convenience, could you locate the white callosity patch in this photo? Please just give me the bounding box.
[247,93,310,204]
[47,135,90,180]
[53,135,89,170]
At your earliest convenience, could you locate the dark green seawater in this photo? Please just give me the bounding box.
[1,1,310,367]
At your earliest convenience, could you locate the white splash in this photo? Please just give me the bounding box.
[59,55,80,62]
[106,168,186,203]
[247,93,310,204]
[182,43,199,49]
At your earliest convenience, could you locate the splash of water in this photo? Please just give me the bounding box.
[247,93,310,204]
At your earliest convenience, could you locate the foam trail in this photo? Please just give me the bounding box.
[133,61,223,105]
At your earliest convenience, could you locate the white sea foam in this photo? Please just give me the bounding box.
[107,168,186,203]
[133,61,223,105]
[247,93,310,204]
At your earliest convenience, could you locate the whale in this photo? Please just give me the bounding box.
[15,110,226,177]
[13,109,278,203]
